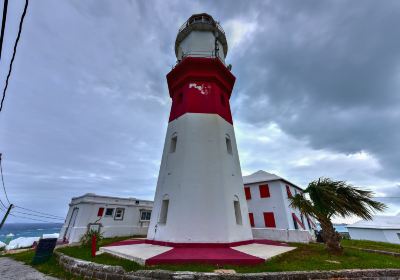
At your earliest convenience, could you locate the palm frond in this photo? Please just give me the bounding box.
[305,177,386,220]
[289,194,319,219]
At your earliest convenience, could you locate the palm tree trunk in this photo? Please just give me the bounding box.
[320,218,342,254]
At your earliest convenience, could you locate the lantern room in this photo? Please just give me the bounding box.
[175,13,228,63]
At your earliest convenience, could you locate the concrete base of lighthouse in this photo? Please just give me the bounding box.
[99,238,296,266]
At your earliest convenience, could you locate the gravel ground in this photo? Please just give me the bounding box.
[0,257,59,280]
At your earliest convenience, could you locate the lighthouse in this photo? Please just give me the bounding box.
[147,13,253,244]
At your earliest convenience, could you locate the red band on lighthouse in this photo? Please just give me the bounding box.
[167,57,236,124]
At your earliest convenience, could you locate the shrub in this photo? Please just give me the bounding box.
[80,229,103,247]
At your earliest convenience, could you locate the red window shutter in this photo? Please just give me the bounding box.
[248,213,255,227]
[286,185,293,198]
[244,186,251,200]
[97,207,104,217]
[263,212,276,228]
[259,184,270,198]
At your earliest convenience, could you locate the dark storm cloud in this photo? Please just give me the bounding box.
[0,0,399,221]
[218,0,400,179]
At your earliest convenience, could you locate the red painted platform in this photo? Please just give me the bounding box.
[102,238,292,266]
[146,247,264,265]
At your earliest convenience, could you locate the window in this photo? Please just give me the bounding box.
[248,213,255,227]
[170,134,177,153]
[259,184,270,198]
[263,212,276,228]
[159,199,169,224]
[97,207,104,217]
[286,185,293,198]
[105,208,114,217]
[244,186,251,200]
[397,233,400,240]
[292,215,298,229]
[140,210,152,221]
[220,93,226,107]
[225,135,232,154]
[114,208,125,220]
[233,198,242,225]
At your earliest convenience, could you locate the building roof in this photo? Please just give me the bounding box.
[242,170,303,191]
[70,193,153,207]
[347,215,400,230]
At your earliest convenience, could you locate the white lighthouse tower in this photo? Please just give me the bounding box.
[147,13,253,245]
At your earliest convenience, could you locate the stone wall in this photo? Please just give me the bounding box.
[55,251,400,279]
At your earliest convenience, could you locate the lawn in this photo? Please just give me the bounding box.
[3,236,140,280]
[4,237,400,278]
[341,239,400,254]
[57,238,400,273]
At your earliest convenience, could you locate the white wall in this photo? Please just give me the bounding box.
[252,228,315,243]
[246,181,290,229]
[348,228,400,244]
[59,199,152,243]
[245,181,315,232]
[148,113,253,243]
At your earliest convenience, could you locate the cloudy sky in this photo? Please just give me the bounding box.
[0,0,399,223]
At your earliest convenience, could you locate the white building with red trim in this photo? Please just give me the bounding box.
[59,193,153,244]
[243,170,316,243]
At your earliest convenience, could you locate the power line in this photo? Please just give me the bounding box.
[0,194,6,209]
[9,213,57,223]
[0,0,29,112]
[0,153,11,205]
[13,205,64,219]
[12,210,63,221]
[0,0,9,61]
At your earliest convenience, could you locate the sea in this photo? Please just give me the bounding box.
[316,223,349,233]
[0,223,63,243]
[334,224,349,233]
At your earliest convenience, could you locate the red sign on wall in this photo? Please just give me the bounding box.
[97,207,104,217]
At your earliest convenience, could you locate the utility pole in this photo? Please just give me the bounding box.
[0,203,13,230]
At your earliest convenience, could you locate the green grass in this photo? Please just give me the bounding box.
[3,236,144,280]
[5,237,400,279]
[58,239,400,273]
[231,243,400,273]
[341,239,400,253]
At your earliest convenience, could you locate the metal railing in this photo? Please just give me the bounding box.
[172,51,228,70]
[178,15,225,36]
[181,50,222,59]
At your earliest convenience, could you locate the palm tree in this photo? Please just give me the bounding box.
[289,178,386,254]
